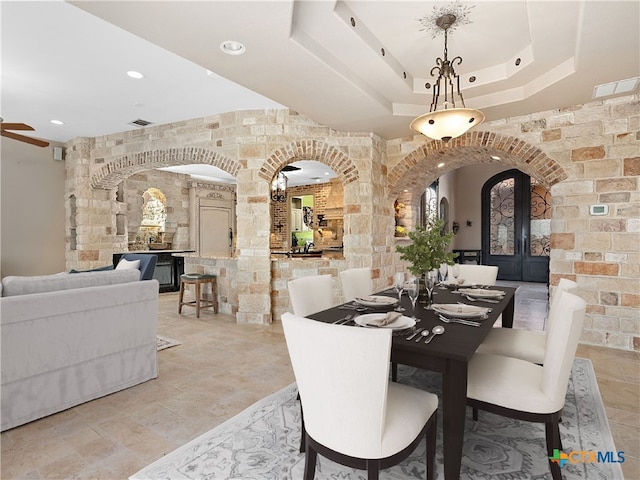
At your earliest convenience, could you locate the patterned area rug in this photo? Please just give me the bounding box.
[131,358,622,479]
[156,335,182,351]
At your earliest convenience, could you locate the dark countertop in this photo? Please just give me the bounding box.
[118,250,195,254]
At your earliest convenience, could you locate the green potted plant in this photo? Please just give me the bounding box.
[395,218,457,280]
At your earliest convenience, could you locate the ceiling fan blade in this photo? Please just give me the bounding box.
[0,123,34,131]
[1,131,50,147]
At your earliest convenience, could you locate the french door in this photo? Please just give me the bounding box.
[481,169,550,283]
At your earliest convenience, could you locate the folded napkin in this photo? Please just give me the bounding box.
[355,296,392,303]
[432,304,490,315]
[365,311,402,327]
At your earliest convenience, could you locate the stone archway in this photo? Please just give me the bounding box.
[258,139,359,185]
[91,147,240,189]
[387,131,568,197]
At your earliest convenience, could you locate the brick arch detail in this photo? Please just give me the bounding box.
[258,140,359,184]
[91,147,240,189]
[387,131,568,195]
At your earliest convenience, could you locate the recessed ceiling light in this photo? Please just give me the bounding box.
[437,162,445,168]
[50,119,64,125]
[220,40,246,56]
[127,71,144,79]
[491,155,501,161]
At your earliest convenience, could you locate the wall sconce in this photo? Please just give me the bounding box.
[452,221,460,234]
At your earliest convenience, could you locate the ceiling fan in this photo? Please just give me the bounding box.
[1,118,50,147]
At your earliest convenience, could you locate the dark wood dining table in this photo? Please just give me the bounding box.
[308,284,516,480]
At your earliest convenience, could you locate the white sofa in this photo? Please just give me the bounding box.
[1,270,159,431]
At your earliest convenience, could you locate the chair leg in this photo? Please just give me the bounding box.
[303,439,317,480]
[178,281,185,313]
[195,281,201,318]
[472,407,478,421]
[545,418,562,480]
[366,459,380,480]
[426,413,437,480]
[391,362,398,382]
[298,392,306,453]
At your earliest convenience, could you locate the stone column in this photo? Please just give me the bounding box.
[235,150,273,324]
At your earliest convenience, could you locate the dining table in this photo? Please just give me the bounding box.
[307,283,516,480]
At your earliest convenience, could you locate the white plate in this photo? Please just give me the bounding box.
[458,288,505,298]
[355,313,415,330]
[354,296,398,307]
[432,304,490,319]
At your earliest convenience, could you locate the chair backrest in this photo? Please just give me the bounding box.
[545,278,578,337]
[287,274,334,317]
[122,253,158,281]
[448,264,499,285]
[542,291,586,412]
[339,267,373,302]
[281,312,391,458]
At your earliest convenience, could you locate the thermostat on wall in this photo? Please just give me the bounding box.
[590,205,609,216]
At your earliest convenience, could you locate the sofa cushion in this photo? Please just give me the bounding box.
[1,269,140,297]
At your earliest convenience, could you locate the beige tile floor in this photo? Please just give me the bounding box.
[1,285,638,479]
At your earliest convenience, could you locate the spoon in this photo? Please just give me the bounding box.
[424,325,445,343]
[416,329,430,342]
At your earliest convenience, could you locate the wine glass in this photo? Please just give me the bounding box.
[424,274,435,307]
[406,277,420,320]
[393,272,406,312]
[439,263,448,286]
[451,264,460,289]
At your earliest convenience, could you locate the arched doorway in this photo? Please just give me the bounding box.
[481,169,550,283]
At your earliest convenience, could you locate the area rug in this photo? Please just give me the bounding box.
[156,335,182,351]
[130,358,622,479]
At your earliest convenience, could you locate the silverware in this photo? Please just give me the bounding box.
[464,295,501,304]
[332,314,354,324]
[424,325,445,343]
[406,327,424,340]
[416,330,430,342]
[438,314,481,327]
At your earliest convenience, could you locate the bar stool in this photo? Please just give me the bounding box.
[178,273,218,318]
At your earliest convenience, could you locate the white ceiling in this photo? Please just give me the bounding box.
[2,0,639,184]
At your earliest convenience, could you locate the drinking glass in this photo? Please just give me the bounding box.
[451,264,460,290]
[424,274,435,307]
[406,277,420,320]
[439,263,448,286]
[393,272,406,312]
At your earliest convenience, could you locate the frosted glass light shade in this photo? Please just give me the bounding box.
[410,108,485,142]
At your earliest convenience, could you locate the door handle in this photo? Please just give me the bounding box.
[229,228,233,247]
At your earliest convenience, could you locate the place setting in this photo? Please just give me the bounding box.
[428,303,492,327]
[456,287,506,303]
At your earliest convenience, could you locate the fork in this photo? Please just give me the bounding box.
[438,314,481,327]
[332,314,354,325]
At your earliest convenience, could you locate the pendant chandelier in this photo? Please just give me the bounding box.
[271,171,288,202]
[410,13,484,142]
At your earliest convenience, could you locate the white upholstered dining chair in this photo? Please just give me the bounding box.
[448,264,499,285]
[339,267,373,302]
[475,278,578,364]
[287,274,334,317]
[467,290,586,480]
[282,312,438,480]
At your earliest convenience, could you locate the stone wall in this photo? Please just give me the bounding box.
[387,94,639,350]
[64,96,639,349]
